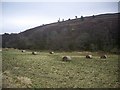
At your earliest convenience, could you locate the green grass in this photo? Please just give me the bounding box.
[2,48,119,88]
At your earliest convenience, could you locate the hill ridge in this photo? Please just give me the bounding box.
[19,13,119,34]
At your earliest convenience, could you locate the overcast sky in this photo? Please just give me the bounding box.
[1,1,118,34]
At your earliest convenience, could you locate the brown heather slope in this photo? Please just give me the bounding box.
[2,13,120,52]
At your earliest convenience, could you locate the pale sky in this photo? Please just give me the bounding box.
[1,1,119,34]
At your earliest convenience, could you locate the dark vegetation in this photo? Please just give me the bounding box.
[2,13,119,53]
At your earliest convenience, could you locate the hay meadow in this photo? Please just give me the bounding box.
[2,48,119,88]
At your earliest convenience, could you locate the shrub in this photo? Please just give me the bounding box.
[81,16,84,21]
[68,18,71,20]
[92,15,95,18]
[75,16,77,19]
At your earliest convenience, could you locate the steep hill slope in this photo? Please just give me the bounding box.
[2,13,119,52]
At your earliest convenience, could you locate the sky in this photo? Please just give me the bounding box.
[1,1,119,34]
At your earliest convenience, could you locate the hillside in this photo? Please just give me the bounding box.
[2,13,119,52]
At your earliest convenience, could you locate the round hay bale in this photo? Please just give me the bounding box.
[62,56,71,61]
[100,55,107,59]
[22,50,26,52]
[86,55,92,59]
[49,51,54,54]
[32,52,37,55]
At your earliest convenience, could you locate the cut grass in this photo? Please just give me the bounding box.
[2,48,119,88]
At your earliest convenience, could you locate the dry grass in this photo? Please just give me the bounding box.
[2,70,32,88]
[17,76,32,87]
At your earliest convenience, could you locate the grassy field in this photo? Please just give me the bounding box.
[1,48,119,88]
